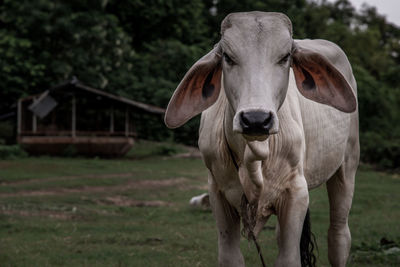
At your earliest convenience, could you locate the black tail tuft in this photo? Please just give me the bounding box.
[300,208,318,267]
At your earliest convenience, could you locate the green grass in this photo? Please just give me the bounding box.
[0,149,399,266]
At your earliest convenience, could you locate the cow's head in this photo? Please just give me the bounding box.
[165,12,356,142]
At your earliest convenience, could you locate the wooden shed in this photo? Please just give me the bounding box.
[17,78,165,156]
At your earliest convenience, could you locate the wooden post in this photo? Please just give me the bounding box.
[132,112,136,137]
[32,98,37,133]
[17,99,22,137]
[110,105,114,134]
[125,106,129,137]
[72,95,76,137]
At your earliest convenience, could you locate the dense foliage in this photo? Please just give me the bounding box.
[0,0,399,168]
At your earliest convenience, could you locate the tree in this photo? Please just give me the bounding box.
[0,0,135,110]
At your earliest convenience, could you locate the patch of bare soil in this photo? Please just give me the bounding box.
[0,162,15,168]
[0,209,76,220]
[0,177,188,198]
[129,177,187,188]
[100,196,172,207]
[0,173,134,186]
[173,146,202,158]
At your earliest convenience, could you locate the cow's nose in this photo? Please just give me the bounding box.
[240,111,273,135]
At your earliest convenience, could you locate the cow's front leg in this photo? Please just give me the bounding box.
[209,175,244,267]
[275,175,309,267]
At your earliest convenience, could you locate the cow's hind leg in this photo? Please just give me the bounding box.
[326,162,356,267]
[209,176,244,267]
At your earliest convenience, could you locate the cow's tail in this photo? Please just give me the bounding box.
[300,208,318,267]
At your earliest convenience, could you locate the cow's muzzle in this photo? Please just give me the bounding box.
[240,111,273,136]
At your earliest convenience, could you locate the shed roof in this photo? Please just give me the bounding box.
[21,77,165,115]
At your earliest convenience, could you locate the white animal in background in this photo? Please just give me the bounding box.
[189,193,210,208]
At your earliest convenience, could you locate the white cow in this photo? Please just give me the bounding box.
[165,12,359,267]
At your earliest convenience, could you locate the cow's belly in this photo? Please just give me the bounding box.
[299,96,350,189]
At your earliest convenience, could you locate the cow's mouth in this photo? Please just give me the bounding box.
[243,134,269,142]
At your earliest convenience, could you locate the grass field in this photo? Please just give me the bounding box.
[0,142,399,266]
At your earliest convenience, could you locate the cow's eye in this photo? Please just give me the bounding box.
[278,53,291,65]
[223,52,235,66]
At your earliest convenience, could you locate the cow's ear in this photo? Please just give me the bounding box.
[291,42,356,113]
[165,45,222,128]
